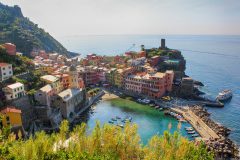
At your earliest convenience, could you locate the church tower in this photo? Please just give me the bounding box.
[69,65,80,89]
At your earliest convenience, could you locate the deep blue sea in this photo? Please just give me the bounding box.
[59,35,240,145]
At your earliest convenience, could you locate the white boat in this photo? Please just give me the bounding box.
[216,90,233,101]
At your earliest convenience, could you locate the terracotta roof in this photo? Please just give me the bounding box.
[0,63,10,67]
[1,107,21,114]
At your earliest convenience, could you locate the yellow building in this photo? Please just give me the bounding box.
[0,107,22,127]
[40,75,62,94]
[40,65,55,74]
[114,69,124,88]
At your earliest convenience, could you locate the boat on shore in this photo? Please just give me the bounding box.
[185,127,194,131]
[117,124,124,128]
[187,131,195,134]
[191,134,199,137]
[216,89,232,101]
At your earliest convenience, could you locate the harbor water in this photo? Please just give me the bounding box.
[59,35,240,144]
[76,98,194,144]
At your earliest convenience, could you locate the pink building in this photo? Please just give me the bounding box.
[125,70,174,98]
[2,43,16,56]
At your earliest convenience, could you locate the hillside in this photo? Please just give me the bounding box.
[0,3,77,57]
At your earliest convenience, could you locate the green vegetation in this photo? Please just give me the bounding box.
[0,47,44,91]
[0,120,213,160]
[0,3,71,57]
[87,88,101,97]
[145,48,186,73]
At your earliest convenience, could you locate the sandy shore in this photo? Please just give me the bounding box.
[101,91,119,100]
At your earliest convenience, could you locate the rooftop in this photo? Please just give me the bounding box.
[58,88,82,102]
[0,63,11,67]
[41,75,59,83]
[1,107,21,114]
[40,84,53,92]
[7,82,24,89]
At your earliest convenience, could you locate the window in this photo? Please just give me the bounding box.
[9,71,11,74]
[2,67,5,70]
[6,116,10,125]
[3,73,6,75]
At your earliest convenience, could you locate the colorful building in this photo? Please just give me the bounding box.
[125,70,174,98]
[106,68,117,86]
[114,69,124,88]
[40,75,62,94]
[3,82,25,100]
[0,63,13,82]
[54,88,84,120]
[0,107,22,127]
[69,66,85,89]
[34,84,54,107]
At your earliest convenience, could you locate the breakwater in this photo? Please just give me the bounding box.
[171,106,239,158]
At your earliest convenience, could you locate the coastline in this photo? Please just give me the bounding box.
[99,90,239,158]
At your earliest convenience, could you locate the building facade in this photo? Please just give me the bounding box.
[125,70,174,98]
[0,63,13,82]
[0,107,22,127]
[34,84,54,107]
[3,82,25,100]
[54,88,84,120]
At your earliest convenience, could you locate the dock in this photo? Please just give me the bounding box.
[171,107,219,140]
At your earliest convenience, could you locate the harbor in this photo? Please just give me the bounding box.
[75,95,195,144]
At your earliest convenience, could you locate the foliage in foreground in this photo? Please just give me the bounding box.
[0,120,214,160]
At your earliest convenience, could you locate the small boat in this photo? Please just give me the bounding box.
[187,131,195,134]
[216,89,232,101]
[121,120,126,123]
[117,124,124,128]
[108,121,114,124]
[116,116,121,119]
[149,104,155,107]
[191,134,199,137]
[155,106,160,109]
[159,108,163,111]
[137,98,142,103]
[111,118,117,121]
[185,127,194,131]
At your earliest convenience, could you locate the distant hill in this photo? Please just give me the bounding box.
[0,3,78,57]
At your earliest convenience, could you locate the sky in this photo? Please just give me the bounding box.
[1,0,240,37]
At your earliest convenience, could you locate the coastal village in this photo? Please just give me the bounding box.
[0,40,239,158]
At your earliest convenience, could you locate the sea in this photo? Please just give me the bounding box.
[59,35,240,145]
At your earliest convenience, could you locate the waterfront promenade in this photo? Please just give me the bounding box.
[171,107,219,140]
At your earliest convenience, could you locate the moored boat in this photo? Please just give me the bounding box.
[187,131,195,134]
[108,120,114,124]
[191,134,199,137]
[216,89,232,101]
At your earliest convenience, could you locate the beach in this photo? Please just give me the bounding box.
[101,91,119,100]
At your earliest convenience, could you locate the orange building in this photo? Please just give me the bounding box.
[2,43,16,56]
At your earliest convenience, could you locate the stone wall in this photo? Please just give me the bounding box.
[11,96,36,130]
